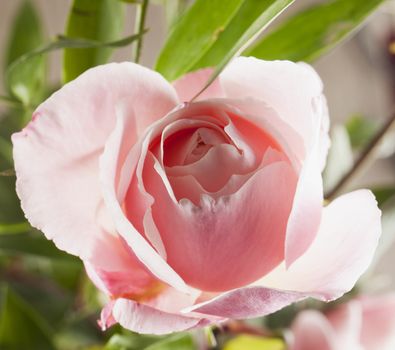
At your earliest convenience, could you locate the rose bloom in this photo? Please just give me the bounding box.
[12,57,381,334]
[290,294,395,350]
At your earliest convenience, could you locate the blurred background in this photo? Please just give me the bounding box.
[1,0,395,349]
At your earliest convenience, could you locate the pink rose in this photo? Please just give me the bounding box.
[12,57,381,334]
[290,294,395,350]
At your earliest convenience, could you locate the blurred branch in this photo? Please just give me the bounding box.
[0,169,16,177]
[325,109,395,201]
[0,95,23,109]
[133,0,149,63]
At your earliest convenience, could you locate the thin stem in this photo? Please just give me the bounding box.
[325,109,395,201]
[133,0,149,63]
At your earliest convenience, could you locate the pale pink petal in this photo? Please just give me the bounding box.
[326,302,363,349]
[99,105,189,292]
[260,190,381,301]
[111,298,212,335]
[290,310,335,350]
[359,294,395,350]
[220,57,329,164]
[146,151,297,292]
[12,63,178,267]
[173,68,225,101]
[285,140,323,267]
[99,300,117,331]
[183,287,304,319]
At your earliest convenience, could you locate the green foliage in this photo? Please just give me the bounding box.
[223,335,285,350]
[145,333,196,350]
[246,0,385,62]
[346,115,378,149]
[5,0,46,106]
[156,0,293,82]
[0,286,55,350]
[63,0,125,83]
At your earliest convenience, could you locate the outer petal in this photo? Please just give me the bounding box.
[220,57,329,164]
[359,294,395,350]
[290,310,336,350]
[12,62,178,267]
[260,190,381,301]
[100,103,190,292]
[183,286,304,319]
[111,298,212,335]
[173,68,225,102]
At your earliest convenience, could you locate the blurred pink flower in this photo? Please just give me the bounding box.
[290,294,395,350]
[12,58,381,334]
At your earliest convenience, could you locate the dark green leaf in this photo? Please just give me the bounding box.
[246,0,385,62]
[4,0,45,106]
[191,0,294,72]
[63,0,125,83]
[155,0,245,81]
[0,231,79,262]
[0,285,55,350]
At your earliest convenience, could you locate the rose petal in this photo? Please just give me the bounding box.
[100,104,189,292]
[291,310,335,350]
[359,294,395,350]
[111,298,212,335]
[146,151,297,292]
[260,190,381,301]
[12,63,178,267]
[173,68,225,102]
[183,286,304,319]
[220,57,329,164]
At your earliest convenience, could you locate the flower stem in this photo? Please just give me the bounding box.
[133,0,149,63]
[325,109,395,201]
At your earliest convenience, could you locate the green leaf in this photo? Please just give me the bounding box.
[223,335,285,350]
[372,187,395,207]
[191,0,294,71]
[346,114,377,149]
[4,0,46,106]
[156,0,244,81]
[246,0,385,62]
[4,0,43,69]
[156,0,293,82]
[145,333,196,350]
[0,232,78,262]
[63,0,125,83]
[0,285,55,350]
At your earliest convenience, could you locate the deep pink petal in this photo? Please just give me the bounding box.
[261,190,381,301]
[146,152,297,292]
[173,68,225,101]
[12,63,178,266]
